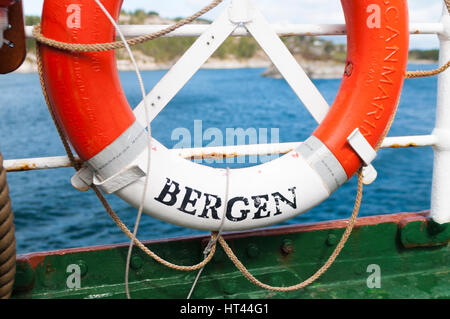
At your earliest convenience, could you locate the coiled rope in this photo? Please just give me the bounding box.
[0,153,15,299]
[33,0,450,296]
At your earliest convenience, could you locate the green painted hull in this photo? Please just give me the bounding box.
[11,212,450,299]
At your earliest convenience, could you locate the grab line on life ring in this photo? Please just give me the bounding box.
[39,0,409,232]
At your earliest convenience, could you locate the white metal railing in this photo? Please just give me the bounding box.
[3,135,438,172]
[5,2,450,224]
[24,23,444,38]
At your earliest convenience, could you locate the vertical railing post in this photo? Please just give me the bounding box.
[430,4,450,224]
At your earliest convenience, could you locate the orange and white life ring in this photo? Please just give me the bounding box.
[39,0,409,231]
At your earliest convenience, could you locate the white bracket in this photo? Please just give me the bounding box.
[244,2,330,123]
[71,164,94,192]
[132,8,237,128]
[93,165,146,194]
[71,164,145,194]
[229,0,252,24]
[347,128,378,185]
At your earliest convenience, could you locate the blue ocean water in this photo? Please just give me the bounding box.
[0,66,438,254]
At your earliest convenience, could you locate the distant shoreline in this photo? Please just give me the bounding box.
[14,52,438,78]
[14,53,272,74]
[20,12,440,78]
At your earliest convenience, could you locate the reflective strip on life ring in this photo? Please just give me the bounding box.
[40,0,409,231]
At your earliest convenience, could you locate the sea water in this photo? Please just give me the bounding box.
[0,66,438,253]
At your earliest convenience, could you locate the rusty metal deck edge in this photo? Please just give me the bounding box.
[16,210,431,263]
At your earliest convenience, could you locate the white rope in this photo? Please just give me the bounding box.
[93,0,153,299]
[187,167,230,299]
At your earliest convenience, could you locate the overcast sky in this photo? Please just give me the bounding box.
[23,0,447,49]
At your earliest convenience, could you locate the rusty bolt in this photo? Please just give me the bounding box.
[281,239,294,255]
[326,234,338,246]
[344,61,353,76]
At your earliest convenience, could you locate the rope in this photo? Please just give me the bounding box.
[214,31,407,290]
[31,0,450,80]
[217,0,449,292]
[36,45,82,171]
[89,0,154,299]
[216,55,402,291]
[32,0,223,53]
[187,167,230,299]
[215,94,399,291]
[37,48,216,272]
[0,153,16,299]
[32,0,447,294]
[405,0,450,79]
[217,170,363,291]
[32,0,450,79]
[35,1,221,274]
[91,186,216,271]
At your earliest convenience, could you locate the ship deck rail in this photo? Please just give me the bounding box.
[5,2,450,225]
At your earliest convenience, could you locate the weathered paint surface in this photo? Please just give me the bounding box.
[11,212,450,299]
[3,135,437,173]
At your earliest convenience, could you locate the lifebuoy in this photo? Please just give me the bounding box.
[40,0,409,231]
